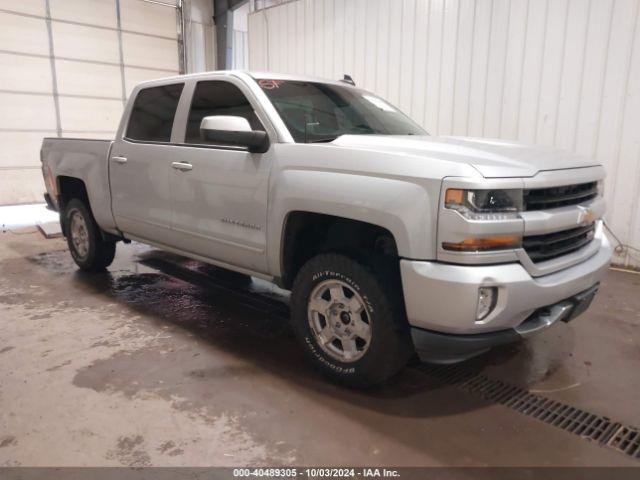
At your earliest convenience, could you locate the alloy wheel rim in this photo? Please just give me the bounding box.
[307,279,372,363]
[69,211,90,260]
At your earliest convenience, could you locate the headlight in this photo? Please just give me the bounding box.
[597,179,605,196]
[445,189,522,220]
[444,188,522,220]
[441,188,523,252]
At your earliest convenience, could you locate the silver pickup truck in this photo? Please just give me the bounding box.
[41,70,612,387]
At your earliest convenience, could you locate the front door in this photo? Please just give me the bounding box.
[110,83,184,244]
[169,79,272,273]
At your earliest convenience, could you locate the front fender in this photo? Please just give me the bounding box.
[267,169,438,276]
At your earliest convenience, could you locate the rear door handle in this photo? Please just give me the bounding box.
[171,161,193,172]
[112,156,127,164]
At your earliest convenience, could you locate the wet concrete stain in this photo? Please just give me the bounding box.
[46,360,72,372]
[0,293,32,306]
[157,441,184,457]
[0,346,14,354]
[158,441,175,453]
[27,250,76,275]
[106,435,151,467]
[90,339,121,348]
[0,436,17,448]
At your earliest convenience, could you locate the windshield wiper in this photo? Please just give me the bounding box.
[307,137,338,143]
[349,124,376,134]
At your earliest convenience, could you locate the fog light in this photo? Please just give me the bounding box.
[476,287,497,321]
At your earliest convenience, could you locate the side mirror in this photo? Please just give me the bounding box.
[199,116,269,153]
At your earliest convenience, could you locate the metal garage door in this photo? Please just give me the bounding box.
[0,0,184,206]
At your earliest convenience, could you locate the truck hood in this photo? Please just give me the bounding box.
[331,135,600,178]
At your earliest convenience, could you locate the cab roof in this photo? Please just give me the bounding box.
[134,70,356,89]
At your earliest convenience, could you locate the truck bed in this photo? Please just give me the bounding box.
[41,137,117,234]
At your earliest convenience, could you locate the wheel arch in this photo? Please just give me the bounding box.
[278,210,401,289]
[57,176,89,210]
[57,176,117,242]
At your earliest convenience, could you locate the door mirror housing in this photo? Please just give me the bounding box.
[199,116,269,153]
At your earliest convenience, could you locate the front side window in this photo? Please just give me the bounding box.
[257,79,427,143]
[126,83,184,142]
[185,81,264,144]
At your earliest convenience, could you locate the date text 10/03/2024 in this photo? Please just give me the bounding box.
[232,468,401,478]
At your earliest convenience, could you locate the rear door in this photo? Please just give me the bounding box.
[110,83,184,243]
[168,78,274,273]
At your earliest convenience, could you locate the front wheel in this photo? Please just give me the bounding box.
[64,199,116,272]
[290,254,413,387]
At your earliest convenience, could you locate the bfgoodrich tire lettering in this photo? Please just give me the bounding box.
[291,254,413,387]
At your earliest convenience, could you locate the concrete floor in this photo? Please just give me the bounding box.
[0,231,639,467]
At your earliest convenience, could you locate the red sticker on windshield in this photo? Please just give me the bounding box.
[259,79,284,90]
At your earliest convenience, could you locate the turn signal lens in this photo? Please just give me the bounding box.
[445,188,465,207]
[442,235,522,252]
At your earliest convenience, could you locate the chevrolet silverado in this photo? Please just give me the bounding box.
[41,71,612,386]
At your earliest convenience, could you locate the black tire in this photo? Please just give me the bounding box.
[290,253,413,387]
[63,198,116,272]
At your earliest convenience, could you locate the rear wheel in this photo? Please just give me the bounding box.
[64,199,116,271]
[290,253,413,387]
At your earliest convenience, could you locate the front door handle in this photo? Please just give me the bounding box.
[171,161,193,172]
[112,156,127,164]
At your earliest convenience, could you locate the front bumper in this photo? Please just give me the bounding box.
[400,228,611,360]
[410,284,599,363]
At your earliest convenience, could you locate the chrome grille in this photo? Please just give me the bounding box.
[523,223,596,263]
[523,181,598,211]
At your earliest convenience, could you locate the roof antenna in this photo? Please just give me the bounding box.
[340,74,355,86]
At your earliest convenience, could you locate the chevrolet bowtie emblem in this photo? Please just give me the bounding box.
[577,206,596,225]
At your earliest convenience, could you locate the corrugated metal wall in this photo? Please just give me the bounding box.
[232,1,250,69]
[232,29,249,69]
[248,0,640,269]
[0,0,215,206]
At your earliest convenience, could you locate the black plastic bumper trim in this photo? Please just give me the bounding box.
[410,326,519,364]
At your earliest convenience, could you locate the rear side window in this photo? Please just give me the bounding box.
[126,83,184,142]
[185,81,264,144]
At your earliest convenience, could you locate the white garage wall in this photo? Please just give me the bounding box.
[248,0,640,269]
[0,0,215,206]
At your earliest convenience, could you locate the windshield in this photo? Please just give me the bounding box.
[257,79,427,143]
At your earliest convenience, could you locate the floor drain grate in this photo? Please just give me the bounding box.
[421,364,640,461]
[608,427,640,458]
